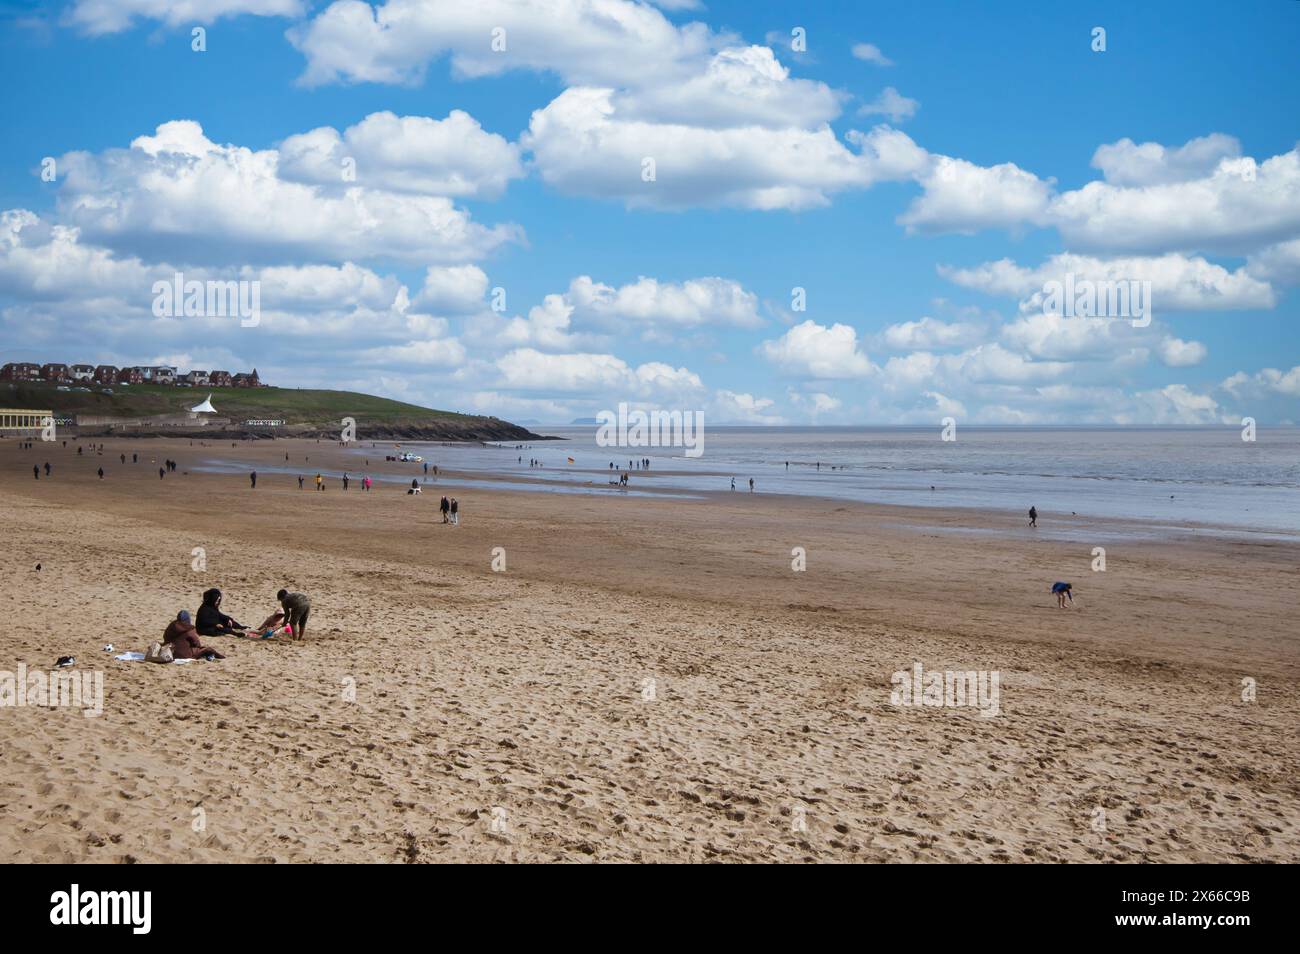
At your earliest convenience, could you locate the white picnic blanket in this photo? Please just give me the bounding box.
[113,652,196,664]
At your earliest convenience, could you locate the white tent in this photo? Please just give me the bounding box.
[191,394,217,414]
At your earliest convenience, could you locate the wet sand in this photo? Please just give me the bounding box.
[1,436,1296,862]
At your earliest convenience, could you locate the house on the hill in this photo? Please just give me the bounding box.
[41,363,70,382]
[182,370,210,386]
[94,365,119,384]
[0,362,41,382]
[70,364,95,381]
[115,367,144,385]
[209,370,232,387]
[232,368,263,388]
[140,366,177,384]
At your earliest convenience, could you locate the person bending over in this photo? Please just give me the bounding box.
[1051,581,1073,608]
[276,588,311,641]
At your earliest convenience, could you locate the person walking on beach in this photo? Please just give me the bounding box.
[276,588,311,641]
[749,477,754,493]
[159,466,165,479]
[298,475,304,490]
[1029,506,1038,528]
[343,473,350,491]
[363,476,371,491]
[33,465,39,480]
[730,477,735,491]
[315,473,323,491]
[1051,582,1073,608]
[440,496,450,522]
[250,471,257,489]
[120,454,125,464]
[450,497,459,525]
[97,467,104,480]
[132,453,137,463]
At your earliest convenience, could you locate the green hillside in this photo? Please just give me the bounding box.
[1,381,486,426]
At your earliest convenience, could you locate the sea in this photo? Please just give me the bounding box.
[199,426,1300,540]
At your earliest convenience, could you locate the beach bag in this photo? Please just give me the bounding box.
[144,641,174,664]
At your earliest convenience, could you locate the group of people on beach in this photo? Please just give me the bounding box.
[158,587,313,659]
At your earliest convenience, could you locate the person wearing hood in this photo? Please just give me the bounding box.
[196,588,246,636]
[163,611,225,660]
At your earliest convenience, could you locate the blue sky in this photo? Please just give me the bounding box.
[1,0,1297,424]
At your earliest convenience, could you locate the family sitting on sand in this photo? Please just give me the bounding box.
[180,587,312,642]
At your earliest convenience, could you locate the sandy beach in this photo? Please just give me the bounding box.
[1,436,1296,863]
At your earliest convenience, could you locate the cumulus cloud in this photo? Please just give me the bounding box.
[712,389,783,423]
[412,265,490,313]
[897,135,1300,258]
[760,320,874,378]
[1090,134,1241,187]
[278,111,524,199]
[899,155,1054,234]
[876,316,984,351]
[1221,364,1300,398]
[288,0,719,88]
[1246,238,1300,285]
[525,92,924,210]
[1047,145,1300,255]
[495,347,703,398]
[614,46,843,129]
[565,274,761,330]
[1158,336,1207,367]
[940,252,1276,313]
[53,120,522,265]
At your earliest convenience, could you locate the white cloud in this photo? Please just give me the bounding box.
[525,92,921,210]
[413,265,490,313]
[1246,238,1300,285]
[1220,364,1300,398]
[495,347,703,397]
[900,155,1054,234]
[66,0,304,36]
[278,111,524,199]
[526,89,863,210]
[54,120,522,265]
[1090,134,1241,187]
[1132,384,1222,425]
[760,319,874,378]
[1157,336,1207,367]
[713,389,783,423]
[857,87,917,123]
[288,0,720,88]
[1047,145,1300,254]
[877,316,983,351]
[850,42,892,66]
[566,274,761,330]
[614,46,842,128]
[940,252,1276,313]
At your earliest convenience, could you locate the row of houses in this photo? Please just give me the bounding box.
[0,363,265,388]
